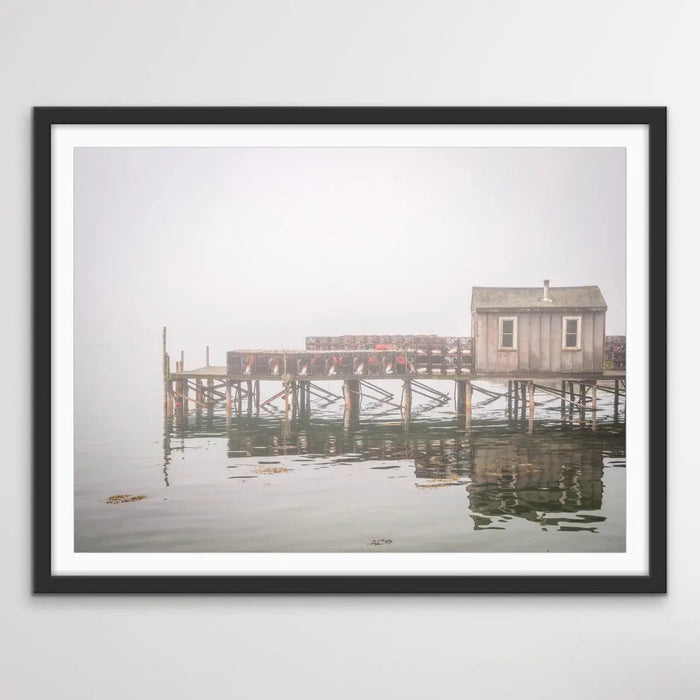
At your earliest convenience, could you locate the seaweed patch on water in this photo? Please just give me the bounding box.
[253,465,291,475]
[105,494,148,504]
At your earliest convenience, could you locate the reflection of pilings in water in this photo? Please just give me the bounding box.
[181,415,621,524]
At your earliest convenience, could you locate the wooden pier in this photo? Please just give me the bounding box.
[162,329,625,433]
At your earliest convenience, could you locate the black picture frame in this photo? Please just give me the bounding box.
[33,106,667,594]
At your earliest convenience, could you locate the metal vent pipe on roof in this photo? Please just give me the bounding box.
[542,279,551,301]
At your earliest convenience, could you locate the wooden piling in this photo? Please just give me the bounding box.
[456,380,466,426]
[465,380,472,428]
[507,380,513,417]
[344,379,360,424]
[162,327,168,417]
[614,379,619,421]
[292,381,298,420]
[403,379,412,429]
[514,380,519,413]
[528,381,535,432]
[194,379,204,416]
[255,380,260,417]
[521,382,526,419]
[591,380,597,432]
[237,381,243,416]
[247,380,253,416]
[179,352,189,413]
[225,379,232,425]
[560,380,566,416]
[568,381,575,420]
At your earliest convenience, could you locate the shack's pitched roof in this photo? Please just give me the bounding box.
[471,285,607,312]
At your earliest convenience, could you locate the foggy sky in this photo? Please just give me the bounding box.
[74,146,626,367]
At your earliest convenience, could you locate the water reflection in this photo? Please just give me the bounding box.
[163,412,624,533]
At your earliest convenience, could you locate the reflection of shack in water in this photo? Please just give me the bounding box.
[466,436,605,531]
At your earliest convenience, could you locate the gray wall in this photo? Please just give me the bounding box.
[474,310,605,373]
[1,2,697,699]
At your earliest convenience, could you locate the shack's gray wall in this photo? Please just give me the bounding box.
[473,310,605,373]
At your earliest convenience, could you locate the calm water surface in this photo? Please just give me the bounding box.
[75,374,625,553]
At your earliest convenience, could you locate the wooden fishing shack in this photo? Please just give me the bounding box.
[471,280,607,376]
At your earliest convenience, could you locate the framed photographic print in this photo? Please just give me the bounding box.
[34,106,666,593]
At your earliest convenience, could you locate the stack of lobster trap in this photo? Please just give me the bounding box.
[227,336,473,379]
[604,335,626,370]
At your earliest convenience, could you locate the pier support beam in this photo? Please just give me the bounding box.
[456,380,466,426]
[255,380,260,417]
[507,380,513,417]
[560,380,566,418]
[528,381,535,433]
[344,379,360,426]
[402,379,412,429]
[568,381,575,420]
[225,379,232,426]
[195,379,203,416]
[465,380,472,428]
[299,381,311,419]
[284,380,291,427]
[591,381,597,432]
[247,380,253,416]
[614,379,619,422]
[455,380,472,428]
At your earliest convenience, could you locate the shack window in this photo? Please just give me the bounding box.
[499,317,517,350]
[563,316,581,350]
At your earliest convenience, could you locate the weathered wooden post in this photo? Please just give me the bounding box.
[284,378,291,427]
[402,379,412,429]
[614,379,619,422]
[179,351,188,414]
[591,380,597,432]
[507,380,512,417]
[225,379,232,426]
[528,381,535,433]
[196,379,203,416]
[456,380,466,426]
[255,380,260,417]
[568,381,575,420]
[166,354,173,416]
[344,379,360,425]
[237,381,243,416]
[247,380,253,416]
[465,380,472,428]
[162,326,168,417]
[514,380,519,414]
[560,380,566,417]
[292,380,298,420]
